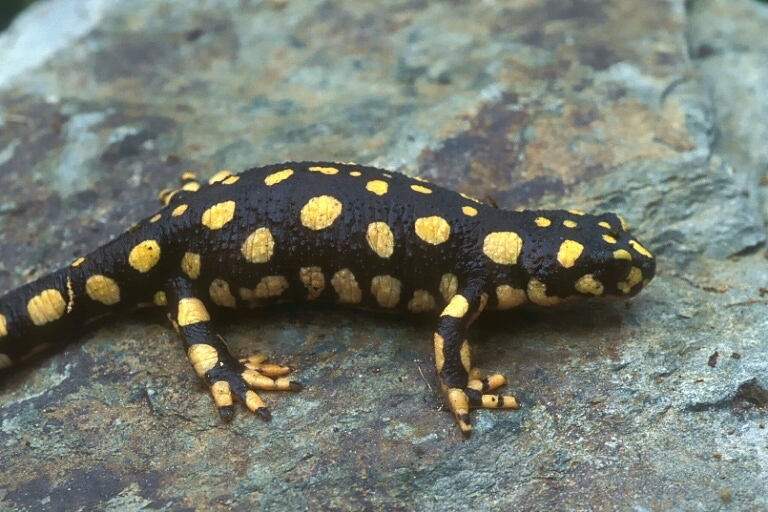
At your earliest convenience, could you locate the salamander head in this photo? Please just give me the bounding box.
[515,211,655,306]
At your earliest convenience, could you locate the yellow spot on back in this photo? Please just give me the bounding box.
[618,267,644,294]
[568,210,585,216]
[575,274,604,296]
[209,279,237,308]
[495,285,527,310]
[300,266,325,299]
[300,195,343,230]
[309,166,339,175]
[181,182,201,193]
[208,170,232,184]
[598,221,612,229]
[462,206,478,217]
[413,176,429,182]
[172,204,188,217]
[154,291,167,306]
[71,257,85,267]
[371,275,402,308]
[483,232,523,265]
[331,268,362,303]
[181,252,201,279]
[0,353,11,368]
[265,169,294,186]
[459,193,481,204]
[441,294,469,318]
[366,180,389,196]
[563,219,578,228]
[629,240,653,258]
[177,298,211,326]
[614,249,633,261]
[408,290,435,313]
[224,176,240,185]
[201,201,236,230]
[349,171,362,177]
[240,276,289,302]
[129,240,161,273]
[188,343,218,376]
[439,273,458,302]
[150,213,162,223]
[0,314,7,337]
[558,240,584,268]
[602,235,617,244]
[27,289,67,326]
[527,279,562,306]
[619,216,629,231]
[85,275,121,305]
[414,216,450,245]
[366,222,394,258]
[535,217,552,227]
[411,184,432,194]
[242,227,275,263]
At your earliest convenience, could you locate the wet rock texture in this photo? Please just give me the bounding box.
[1,0,767,510]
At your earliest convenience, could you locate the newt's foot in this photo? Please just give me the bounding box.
[444,370,520,436]
[204,353,302,422]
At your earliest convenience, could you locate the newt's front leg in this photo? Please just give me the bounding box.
[164,276,301,421]
[434,281,520,435]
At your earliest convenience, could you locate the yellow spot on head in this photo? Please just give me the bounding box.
[201,201,236,230]
[222,176,240,185]
[441,294,469,318]
[568,210,585,216]
[602,234,617,244]
[366,222,394,258]
[71,257,85,267]
[241,227,275,263]
[181,172,198,182]
[181,252,201,279]
[629,240,653,258]
[557,240,584,268]
[85,275,121,305]
[177,298,211,326]
[411,184,432,194]
[150,213,162,223]
[366,180,389,196]
[208,170,232,184]
[462,206,478,217]
[299,266,325,299]
[414,216,450,245]
[349,171,362,177]
[563,219,578,228]
[265,169,294,186]
[27,289,67,326]
[483,232,523,265]
[309,166,339,175]
[617,267,644,294]
[439,273,458,302]
[370,275,402,308]
[181,182,201,193]
[0,314,7,337]
[618,216,629,231]
[613,249,633,261]
[300,195,343,230]
[575,274,604,296]
[598,221,612,229]
[172,204,188,217]
[331,268,362,303]
[535,217,552,227]
[0,353,12,368]
[408,290,436,313]
[495,285,527,310]
[413,176,429,182]
[154,291,167,306]
[209,279,237,308]
[459,192,482,204]
[188,343,218,377]
[129,240,162,273]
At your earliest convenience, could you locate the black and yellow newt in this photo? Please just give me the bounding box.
[0,162,655,435]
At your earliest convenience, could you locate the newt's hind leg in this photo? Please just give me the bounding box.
[165,277,301,421]
[435,281,520,436]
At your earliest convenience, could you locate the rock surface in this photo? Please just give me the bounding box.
[1,0,767,510]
